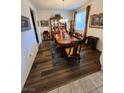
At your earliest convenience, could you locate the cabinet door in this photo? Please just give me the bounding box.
[87,38,95,47]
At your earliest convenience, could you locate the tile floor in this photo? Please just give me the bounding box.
[47,71,103,93]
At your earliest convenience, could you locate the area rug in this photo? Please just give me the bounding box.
[50,40,81,66]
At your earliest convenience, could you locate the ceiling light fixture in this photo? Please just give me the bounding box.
[62,0,64,11]
[60,0,68,23]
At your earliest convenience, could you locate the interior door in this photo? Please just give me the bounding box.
[30,8,39,43]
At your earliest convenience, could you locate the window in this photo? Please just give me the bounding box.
[75,12,86,32]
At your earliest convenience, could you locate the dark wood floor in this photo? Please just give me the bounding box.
[22,40,101,93]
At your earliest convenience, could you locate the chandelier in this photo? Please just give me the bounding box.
[60,0,68,23]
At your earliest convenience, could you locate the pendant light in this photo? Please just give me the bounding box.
[60,0,68,23]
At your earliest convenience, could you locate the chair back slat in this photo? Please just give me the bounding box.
[69,40,83,56]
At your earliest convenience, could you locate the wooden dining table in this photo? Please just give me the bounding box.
[53,31,79,46]
[53,31,82,56]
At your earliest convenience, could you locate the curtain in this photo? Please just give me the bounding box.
[74,11,77,32]
[83,5,91,38]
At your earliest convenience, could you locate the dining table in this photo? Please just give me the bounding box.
[53,31,79,47]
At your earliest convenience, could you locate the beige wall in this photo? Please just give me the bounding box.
[37,10,71,35]
[71,0,103,51]
[87,0,103,51]
[21,0,41,89]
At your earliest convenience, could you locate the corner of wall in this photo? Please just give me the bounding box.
[21,0,40,89]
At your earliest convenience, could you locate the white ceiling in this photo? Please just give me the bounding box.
[30,0,92,11]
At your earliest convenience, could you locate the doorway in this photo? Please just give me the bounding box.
[30,8,39,43]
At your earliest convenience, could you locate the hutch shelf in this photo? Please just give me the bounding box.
[50,18,67,39]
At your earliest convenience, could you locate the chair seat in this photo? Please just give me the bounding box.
[65,47,79,57]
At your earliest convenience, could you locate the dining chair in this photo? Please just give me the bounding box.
[64,40,83,64]
[43,30,50,41]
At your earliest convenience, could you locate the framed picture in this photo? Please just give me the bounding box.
[40,20,49,27]
[21,15,31,32]
[89,13,103,28]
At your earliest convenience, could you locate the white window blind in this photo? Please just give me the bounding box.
[75,12,86,32]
